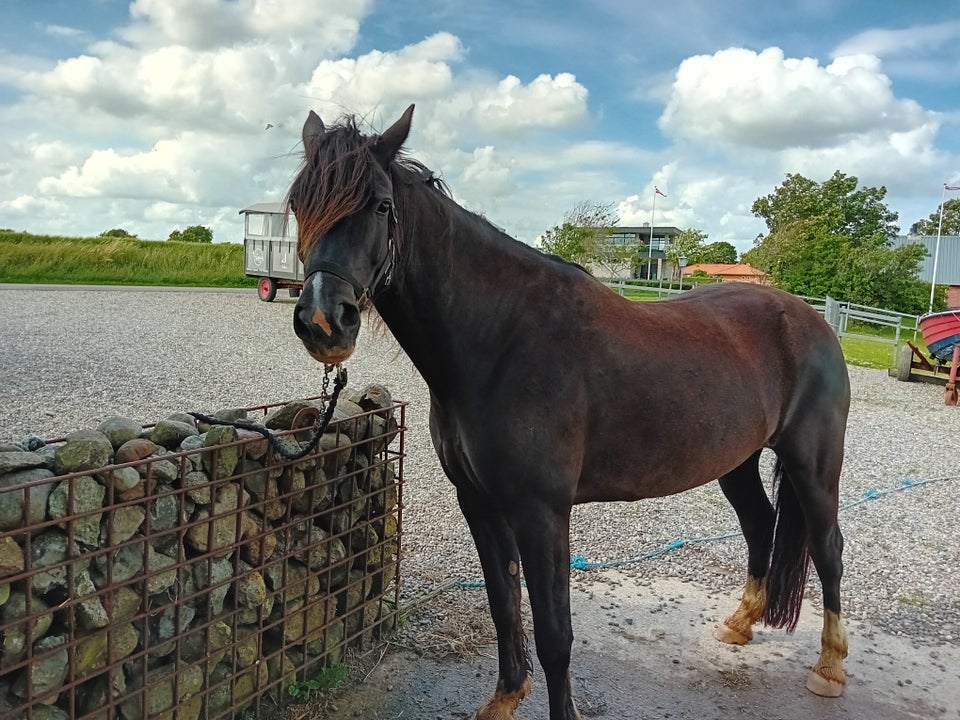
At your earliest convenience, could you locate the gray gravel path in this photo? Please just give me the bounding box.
[1,285,958,647]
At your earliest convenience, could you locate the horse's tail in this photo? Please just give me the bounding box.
[762,459,810,632]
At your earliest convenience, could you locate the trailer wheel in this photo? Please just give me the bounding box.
[289,288,301,298]
[895,343,913,382]
[258,277,277,302]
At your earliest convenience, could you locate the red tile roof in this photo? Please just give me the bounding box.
[682,263,766,278]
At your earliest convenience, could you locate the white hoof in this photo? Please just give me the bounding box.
[806,669,844,697]
[713,623,750,645]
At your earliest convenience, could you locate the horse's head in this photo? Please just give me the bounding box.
[289,105,414,364]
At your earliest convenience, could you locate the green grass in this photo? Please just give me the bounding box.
[0,230,256,288]
[839,319,926,369]
[838,336,898,369]
[287,663,350,701]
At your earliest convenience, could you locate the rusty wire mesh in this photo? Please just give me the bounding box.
[0,395,406,719]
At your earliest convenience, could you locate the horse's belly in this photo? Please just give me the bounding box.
[574,469,714,503]
[575,435,764,503]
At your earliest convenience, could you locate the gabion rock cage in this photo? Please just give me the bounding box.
[0,388,405,720]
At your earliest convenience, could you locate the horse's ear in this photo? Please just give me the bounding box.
[302,110,325,153]
[372,104,414,167]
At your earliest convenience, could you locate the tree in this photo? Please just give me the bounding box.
[911,198,960,236]
[751,171,899,245]
[743,171,932,313]
[665,229,708,281]
[835,241,931,312]
[540,201,625,274]
[662,231,738,281]
[168,225,213,243]
[99,228,137,239]
[700,241,738,264]
[540,222,591,266]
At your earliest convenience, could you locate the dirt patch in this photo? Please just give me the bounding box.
[308,571,960,719]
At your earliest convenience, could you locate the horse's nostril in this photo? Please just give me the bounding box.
[295,304,314,333]
[293,305,311,338]
[337,302,361,332]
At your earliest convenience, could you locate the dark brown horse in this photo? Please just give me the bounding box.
[287,105,850,719]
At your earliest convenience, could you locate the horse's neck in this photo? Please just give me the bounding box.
[377,193,533,393]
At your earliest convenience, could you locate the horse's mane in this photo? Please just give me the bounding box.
[287,114,450,263]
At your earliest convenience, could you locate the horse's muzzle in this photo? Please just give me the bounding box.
[293,277,361,363]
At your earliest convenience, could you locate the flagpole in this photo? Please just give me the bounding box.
[929,183,958,314]
[648,189,656,281]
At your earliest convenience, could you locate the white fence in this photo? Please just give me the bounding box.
[601,277,714,300]
[807,296,918,347]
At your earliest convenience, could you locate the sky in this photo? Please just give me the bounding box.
[0,0,958,255]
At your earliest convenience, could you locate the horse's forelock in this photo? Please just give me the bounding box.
[291,118,382,262]
[288,113,450,266]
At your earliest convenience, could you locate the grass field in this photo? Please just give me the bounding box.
[0,231,256,288]
[838,336,899,369]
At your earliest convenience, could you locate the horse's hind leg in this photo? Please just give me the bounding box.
[455,487,532,720]
[714,450,775,645]
[776,433,848,697]
[784,461,848,696]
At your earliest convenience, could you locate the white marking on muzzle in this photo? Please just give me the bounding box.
[307,273,333,336]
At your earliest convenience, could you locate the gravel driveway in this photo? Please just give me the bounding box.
[2,284,959,650]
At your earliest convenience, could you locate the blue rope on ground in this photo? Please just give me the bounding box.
[454,474,958,589]
[457,580,486,589]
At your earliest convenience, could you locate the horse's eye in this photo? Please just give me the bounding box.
[375,199,392,216]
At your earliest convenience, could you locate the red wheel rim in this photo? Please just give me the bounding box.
[259,278,271,296]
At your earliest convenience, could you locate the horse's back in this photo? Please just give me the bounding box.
[553,280,849,501]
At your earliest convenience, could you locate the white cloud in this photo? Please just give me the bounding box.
[2,4,597,243]
[552,141,645,171]
[304,33,462,114]
[31,139,85,168]
[833,20,960,58]
[23,42,306,132]
[661,47,935,150]
[778,123,942,195]
[35,132,290,209]
[40,143,194,201]
[13,1,376,135]
[144,201,198,223]
[458,146,515,198]
[122,0,371,52]
[476,73,588,132]
[0,194,68,217]
[614,163,770,254]
[42,24,88,41]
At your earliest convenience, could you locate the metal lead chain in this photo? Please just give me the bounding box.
[188,363,348,461]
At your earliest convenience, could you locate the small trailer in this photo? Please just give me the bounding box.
[240,202,304,301]
[893,310,960,405]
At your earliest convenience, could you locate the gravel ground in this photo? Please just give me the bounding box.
[2,285,959,648]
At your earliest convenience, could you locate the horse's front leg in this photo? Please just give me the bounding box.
[512,501,581,720]
[456,488,533,720]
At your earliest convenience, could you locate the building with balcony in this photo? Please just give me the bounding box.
[607,225,683,280]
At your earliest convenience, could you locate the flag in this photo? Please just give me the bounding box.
[655,186,666,197]
[946,184,960,191]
